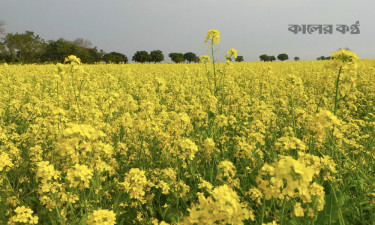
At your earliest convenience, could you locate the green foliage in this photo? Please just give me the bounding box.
[40,38,103,64]
[259,54,268,62]
[150,50,164,63]
[132,50,151,63]
[317,56,330,61]
[169,53,185,63]
[103,52,128,64]
[41,38,78,63]
[183,52,197,63]
[277,53,289,61]
[269,56,276,62]
[3,31,45,63]
[235,56,244,62]
[294,57,300,61]
[260,54,276,62]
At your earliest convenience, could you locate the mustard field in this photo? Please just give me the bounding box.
[0,52,375,224]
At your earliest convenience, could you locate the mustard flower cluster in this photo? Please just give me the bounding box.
[66,164,93,189]
[121,168,148,203]
[204,29,220,48]
[8,206,38,225]
[181,184,254,224]
[87,209,116,225]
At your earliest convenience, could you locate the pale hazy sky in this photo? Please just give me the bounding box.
[0,0,373,61]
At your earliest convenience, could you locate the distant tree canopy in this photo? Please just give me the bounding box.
[277,53,289,61]
[259,54,275,62]
[3,31,45,63]
[0,28,336,64]
[183,52,197,63]
[103,52,128,63]
[169,53,185,63]
[40,38,103,64]
[317,56,330,60]
[235,56,244,62]
[41,38,77,63]
[132,51,151,63]
[269,56,276,62]
[0,29,105,64]
[150,50,164,63]
[259,54,268,62]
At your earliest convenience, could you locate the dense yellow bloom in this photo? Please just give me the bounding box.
[87,209,116,225]
[64,55,81,64]
[0,47,372,224]
[331,49,359,64]
[227,48,238,59]
[256,154,328,213]
[181,184,254,224]
[66,164,93,189]
[121,168,148,202]
[294,202,304,217]
[200,55,211,63]
[36,161,60,182]
[204,29,220,47]
[0,152,13,172]
[8,206,38,225]
[217,160,236,178]
[176,138,198,161]
[329,49,360,73]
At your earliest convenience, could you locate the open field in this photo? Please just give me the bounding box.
[0,58,374,224]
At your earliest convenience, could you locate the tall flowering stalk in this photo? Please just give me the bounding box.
[204,29,220,96]
[329,49,359,115]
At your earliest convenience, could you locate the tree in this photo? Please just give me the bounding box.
[0,20,5,35]
[194,56,200,63]
[259,54,269,62]
[277,53,289,61]
[103,52,128,63]
[235,56,244,62]
[132,51,151,63]
[169,53,185,63]
[316,56,330,61]
[3,31,45,63]
[0,42,6,62]
[294,57,300,61]
[269,56,276,62]
[41,38,79,63]
[85,47,105,63]
[150,50,164,63]
[183,52,197,63]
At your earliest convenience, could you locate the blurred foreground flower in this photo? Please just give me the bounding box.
[64,55,81,65]
[200,55,211,63]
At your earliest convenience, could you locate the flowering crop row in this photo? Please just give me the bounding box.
[0,32,374,224]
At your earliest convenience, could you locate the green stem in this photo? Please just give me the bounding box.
[333,67,342,115]
[210,41,217,96]
[330,182,345,225]
[260,196,266,225]
[280,198,286,225]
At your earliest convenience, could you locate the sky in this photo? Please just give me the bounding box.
[0,0,374,61]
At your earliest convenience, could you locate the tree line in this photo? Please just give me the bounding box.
[0,25,245,64]
[0,31,243,64]
[2,23,340,64]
